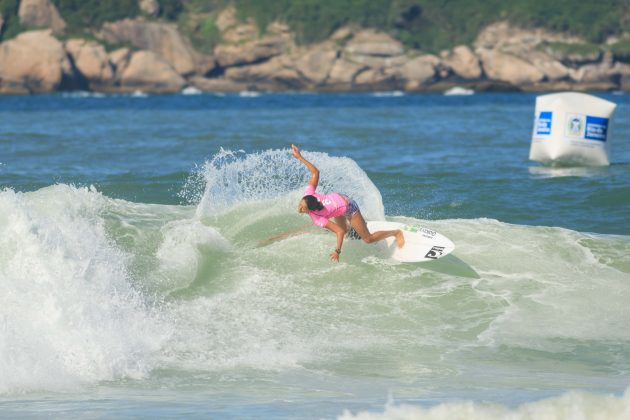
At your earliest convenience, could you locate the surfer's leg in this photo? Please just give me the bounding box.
[333,216,348,235]
[350,212,405,248]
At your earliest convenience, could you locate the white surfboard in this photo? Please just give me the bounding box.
[366,221,455,262]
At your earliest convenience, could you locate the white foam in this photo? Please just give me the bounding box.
[418,218,630,349]
[0,185,169,394]
[444,86,475,96]
[239,91,261,97]
[181,86,202,95]
[338,387,630,420]
[154,218,230,292]
[61,91,107,98]
[160,271,314,371]
[372,91,405,97]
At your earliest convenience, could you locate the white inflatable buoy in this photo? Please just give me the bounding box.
[529,92,616,166]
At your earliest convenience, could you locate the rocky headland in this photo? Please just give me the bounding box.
[0,0,629,94]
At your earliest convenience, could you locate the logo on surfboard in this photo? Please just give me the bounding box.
[403,225,436,238]
[424,246,445,259]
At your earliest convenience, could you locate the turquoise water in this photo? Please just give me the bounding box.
[1,92,629,418]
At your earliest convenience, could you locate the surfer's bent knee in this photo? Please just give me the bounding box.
[362,235,375,244]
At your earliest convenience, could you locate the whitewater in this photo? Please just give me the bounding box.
[1,93,629,418]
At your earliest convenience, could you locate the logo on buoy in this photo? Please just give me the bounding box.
[565,113,585,138]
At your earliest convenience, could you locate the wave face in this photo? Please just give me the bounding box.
[1,150,629,404]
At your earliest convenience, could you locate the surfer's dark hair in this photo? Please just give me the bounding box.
[303,195,324,211]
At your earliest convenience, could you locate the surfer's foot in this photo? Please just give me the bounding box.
[395,230,405,248]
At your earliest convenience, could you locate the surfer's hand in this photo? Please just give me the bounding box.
[330,250,340,262]
[291,144,302,160]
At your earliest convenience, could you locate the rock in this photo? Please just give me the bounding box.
[189,76,249,92]
[330,26,354,42]
[213,5,288,46]
[527,51,569,81]
[139,0,160,17]
[354,68,397,90]
[215,6,237,33]
[118,50,185,93]
[0,30,74,93]
[214,36,287,68]
[393,55,436,90]
[221,22,258,45]
[267,21,291,36]
[621,74,630,91]
[441,45,482,79]
[65,39,114,88]
[344,29,404,57]
[407,53,448,77]
[224,55,303,89]
[294,46,338,85]
[344,53,408,70]
[196,54,218,77]
[567,51,614,83]
[474,21,594,71]
[477,48,545,85]
[327,58,367,85]
[109,48,132,74]
[471,21,596,85]
[98,19,197,76]
[474,21,581,52]
[18,0,66,34]
[416,54,441,67]
[569,63,613,83]
[216,6,258,44]
[611,62,630,90]
[539,44,602,67]
[338,28,408,81]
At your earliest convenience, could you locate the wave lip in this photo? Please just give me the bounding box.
[188,148,385,221]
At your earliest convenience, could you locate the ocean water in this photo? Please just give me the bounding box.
[0,92,629,419]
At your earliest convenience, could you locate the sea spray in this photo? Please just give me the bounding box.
[182,148,385,221]
[0,185,169,394]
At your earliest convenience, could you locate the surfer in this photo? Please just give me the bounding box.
[292,144,404,262]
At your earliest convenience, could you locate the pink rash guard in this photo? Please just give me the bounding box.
[304,185,347,227]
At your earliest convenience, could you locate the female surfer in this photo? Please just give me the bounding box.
[292,144,404,262]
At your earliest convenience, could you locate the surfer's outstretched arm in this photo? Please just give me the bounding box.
[292,144,319,188]
[324,220,345,262]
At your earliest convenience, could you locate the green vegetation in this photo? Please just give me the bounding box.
[199,16,220,44]
[610,40,630,62]
[159,0,185,20]
[234,0,394,42]
[0,0,22,41]
[52,0,139,35]
[175,0,230,52]
[2,0,628,54]
[184,0,231,14]
[223,0,628,52]
[538,41,602,57]
[55,31,135,52]
[180,13,222,52]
